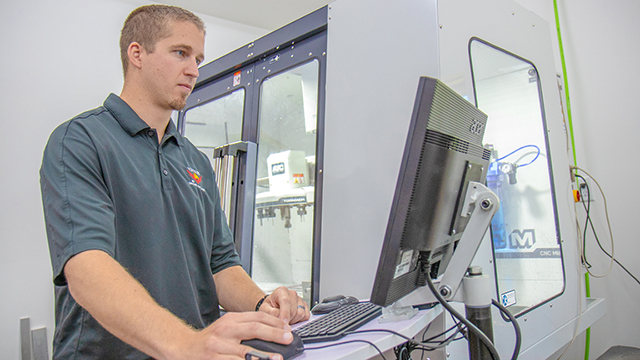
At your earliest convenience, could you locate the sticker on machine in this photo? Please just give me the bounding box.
[233,71,241,86]
[501,289,517,307]
[394,250,414,279]
[293,173,305,184]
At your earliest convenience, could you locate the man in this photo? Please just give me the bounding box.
[40,5,309,360]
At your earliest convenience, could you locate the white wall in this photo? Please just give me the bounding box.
[0,1,268,358]
[513,0,640,358]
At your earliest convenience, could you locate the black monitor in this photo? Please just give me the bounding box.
[370,76,491,307]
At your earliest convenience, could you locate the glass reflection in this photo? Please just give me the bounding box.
[183,89,245,162]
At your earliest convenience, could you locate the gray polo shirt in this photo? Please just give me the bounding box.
[40,94,241,359]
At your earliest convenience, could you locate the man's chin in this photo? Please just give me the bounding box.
[169,98,187,111]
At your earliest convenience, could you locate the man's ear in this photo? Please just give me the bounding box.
[127,42,144,70]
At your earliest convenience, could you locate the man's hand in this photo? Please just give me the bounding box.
[66,252,294,360]
[213,266,310,325]
[171,311,293,360]
[258,286,310,325]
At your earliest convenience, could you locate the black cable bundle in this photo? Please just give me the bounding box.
[394,341,418,360]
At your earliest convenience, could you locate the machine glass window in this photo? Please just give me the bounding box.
[182,89,245,161]
[252,60,320,305]
[470,39,565,315]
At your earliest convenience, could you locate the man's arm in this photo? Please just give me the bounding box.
[211,265,265,312]
[213,265,310,324]
[66,250,293,360]
[65,250,193,358]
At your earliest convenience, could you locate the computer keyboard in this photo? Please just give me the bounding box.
[293,301,382,344]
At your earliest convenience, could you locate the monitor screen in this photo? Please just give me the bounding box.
[371,76,491,307]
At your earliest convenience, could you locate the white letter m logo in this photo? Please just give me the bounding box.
[509,229,536,249]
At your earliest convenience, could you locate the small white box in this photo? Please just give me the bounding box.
[267,150,308,191]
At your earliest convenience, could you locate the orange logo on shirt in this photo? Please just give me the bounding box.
[187,168,202,184]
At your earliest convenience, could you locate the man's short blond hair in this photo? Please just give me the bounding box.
[120,4,205,77]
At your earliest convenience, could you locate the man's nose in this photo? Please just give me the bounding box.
[186,59,199,78]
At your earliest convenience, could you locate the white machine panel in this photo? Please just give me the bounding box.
[318,0,604,359]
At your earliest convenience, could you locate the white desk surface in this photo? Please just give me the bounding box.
[293,304,443,360]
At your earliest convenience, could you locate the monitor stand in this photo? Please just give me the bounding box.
[388,181,501,360]
[394,181,499,308]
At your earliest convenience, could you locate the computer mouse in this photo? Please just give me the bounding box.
[320,294,346,303]
[311,295,359,314]
[241,332,304,360]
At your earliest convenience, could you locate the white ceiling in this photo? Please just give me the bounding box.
[159,0,331,31]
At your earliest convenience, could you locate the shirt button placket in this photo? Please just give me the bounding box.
[159,146,172,190]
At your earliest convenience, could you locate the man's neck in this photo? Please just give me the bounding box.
[119,86,172,143]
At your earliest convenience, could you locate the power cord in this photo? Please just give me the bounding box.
[558,165,615,359]
[305,300,520,360]
[576,174,594,268]
[491,299,521,360]
[349,328,463,353]
[571,166,615,278]
[394,341,418,360]
[424,272,501,360]
[421,314,466,347]
[575,172,640,285]
[304,339,387,359]
[347,302,519,360]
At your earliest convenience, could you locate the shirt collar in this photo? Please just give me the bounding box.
[103,93,184,146]
[164,118,184,146]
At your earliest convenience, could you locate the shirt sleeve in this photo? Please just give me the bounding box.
[40,120,116,286]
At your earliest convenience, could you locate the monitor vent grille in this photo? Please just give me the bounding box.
[425,130,491,161]
[427,80,488,145]
[399,129,489,249]
[387,270,420,305]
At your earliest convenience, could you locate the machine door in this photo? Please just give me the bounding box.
[179,31,326,306]
[180,63,257,270]
[249,37,325,306]
[470,38,566,316]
